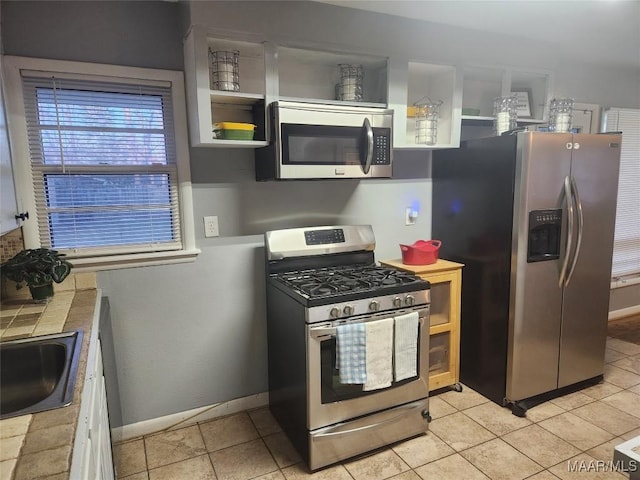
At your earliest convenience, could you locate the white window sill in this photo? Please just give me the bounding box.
[68,249,201,272]
[610,274,640,289]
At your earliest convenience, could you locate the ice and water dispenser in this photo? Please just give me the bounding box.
[527,209,562,262]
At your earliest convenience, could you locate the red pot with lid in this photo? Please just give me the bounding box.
[400,240,442,265]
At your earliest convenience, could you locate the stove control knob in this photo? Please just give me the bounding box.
[343,305,354,316]
[369,300,380,312]
[405,295,415,306]
[329,307,341,319]
[393,297,403,308]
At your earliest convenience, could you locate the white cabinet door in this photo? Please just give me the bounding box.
[88,342,114,480]
[81,434,98,480]
[99,386,115,480]
[70,304,115,480]
[0,59,19,234]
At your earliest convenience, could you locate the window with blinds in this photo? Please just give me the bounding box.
[22,76,182,257]
[604,107,640,279]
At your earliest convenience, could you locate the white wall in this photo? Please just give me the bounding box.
[2,0,638,427]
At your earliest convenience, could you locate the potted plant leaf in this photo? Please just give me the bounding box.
[1,248,73,301]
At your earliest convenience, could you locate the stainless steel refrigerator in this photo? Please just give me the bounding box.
[432,132,621,416]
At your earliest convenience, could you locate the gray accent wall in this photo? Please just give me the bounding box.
[2,0,638,427]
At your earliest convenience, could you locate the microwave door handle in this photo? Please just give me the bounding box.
[361,117,374,174]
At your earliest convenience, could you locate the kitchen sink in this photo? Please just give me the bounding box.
[0,330,83,419]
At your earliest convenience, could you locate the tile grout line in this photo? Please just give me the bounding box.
[112,339,640,480]
[118,403,638,480]
[194,423,219,480]
[198,412,282,480]
[141,434,150,479]
[430,388,638,478]
[118,389,640,480]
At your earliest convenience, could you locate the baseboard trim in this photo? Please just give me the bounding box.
[111,392,268,443]
[609,305,640,321]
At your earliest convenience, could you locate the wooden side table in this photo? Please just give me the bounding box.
[381,258,464,392]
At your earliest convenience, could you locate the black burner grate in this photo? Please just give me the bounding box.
[274,265,423,299]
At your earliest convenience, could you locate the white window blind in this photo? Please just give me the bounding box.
[22,76,182,257]
[604,108,640,278]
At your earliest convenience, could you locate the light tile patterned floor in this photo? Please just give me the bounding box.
[113,337,640,480]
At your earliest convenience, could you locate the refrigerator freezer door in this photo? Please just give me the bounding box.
[432,135,519,406]
[507,132,572,402]
[558,133,621,388]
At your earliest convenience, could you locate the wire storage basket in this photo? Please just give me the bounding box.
[337,64,363,101]
[548,98,574,132]
[414,98,443,145]
[493,96,518,135]
[209,49,240,92]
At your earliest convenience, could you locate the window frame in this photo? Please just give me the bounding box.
[603,107,640,285]
[3,56,199,270]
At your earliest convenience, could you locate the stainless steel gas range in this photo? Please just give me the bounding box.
[264,225,431,470]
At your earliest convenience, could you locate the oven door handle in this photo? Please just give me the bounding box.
[310,316,426,340]
[310,326,338,339]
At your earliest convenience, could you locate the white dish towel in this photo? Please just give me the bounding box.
[363,317,394,391]
[394,311,420,381]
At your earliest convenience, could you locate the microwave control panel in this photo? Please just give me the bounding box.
[373,128,391,165]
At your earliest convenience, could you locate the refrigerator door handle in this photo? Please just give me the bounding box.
[565,176,584,286]
[559,175,574,288]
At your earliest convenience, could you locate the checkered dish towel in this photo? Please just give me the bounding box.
[336,322,367,384]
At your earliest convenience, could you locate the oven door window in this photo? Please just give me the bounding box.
[319,336,419,404]
[281,124,363,166]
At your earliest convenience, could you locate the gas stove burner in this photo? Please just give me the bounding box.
[274,264,426,300]
[289,282,338,297]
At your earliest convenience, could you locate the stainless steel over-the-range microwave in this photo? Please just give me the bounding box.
[255,101,394,180]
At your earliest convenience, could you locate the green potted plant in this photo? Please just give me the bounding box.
[1,248,73,301]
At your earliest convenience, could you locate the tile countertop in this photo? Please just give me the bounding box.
[0,284,99,480]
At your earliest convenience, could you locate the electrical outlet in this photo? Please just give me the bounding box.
[405,207,418,226]
[204,216,219,237]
